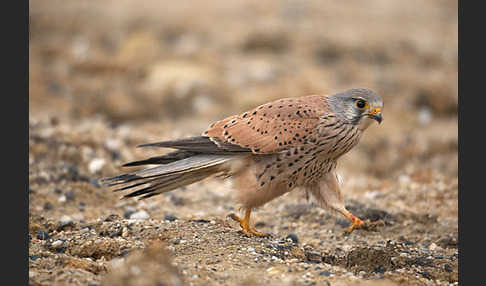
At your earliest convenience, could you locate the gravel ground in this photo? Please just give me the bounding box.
[29,1,457,285]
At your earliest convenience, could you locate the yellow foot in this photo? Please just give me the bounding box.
[341,209,384,235]
[228,210,270,237]
[344,219,384,235]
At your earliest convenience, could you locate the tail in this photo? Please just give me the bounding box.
[101,153,233,200]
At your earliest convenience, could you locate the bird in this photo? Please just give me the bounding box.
[101,88,384,237]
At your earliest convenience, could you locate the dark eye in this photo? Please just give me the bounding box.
[355,99,367,109]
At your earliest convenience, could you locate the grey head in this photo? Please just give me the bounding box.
[327,88,383,129]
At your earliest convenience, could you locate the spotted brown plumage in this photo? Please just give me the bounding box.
[205,95,327,154]
[102,88,384,236]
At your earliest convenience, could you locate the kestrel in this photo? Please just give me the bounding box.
[102,88,384,236]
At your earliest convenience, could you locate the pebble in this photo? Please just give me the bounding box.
[428,242,438,250]
[122,227,130,238]
[417,107,432,125]
[51,240,63,248]
[36,230,49,240]
[79,227,90,234]
[164,215,178,222]
[286,233,299,244]
[305,251,322,263]
[192,219,210,223]
[60,215,73,224]
[444,264,453,272]
[88,158,106,174]
[43,202,53,210]
[58,215,74,230]
[129,210,150,220]
[266,267,280,275]
[123,210,136,219]
[65,190,75,200]
[58,195,67,203]
[29,255,41,261]
[375,264,386,274]
[319,270,333,276]
[105,138,122,151]
[89,178,101,188]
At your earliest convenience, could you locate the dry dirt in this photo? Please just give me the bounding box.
[29,1,458,285]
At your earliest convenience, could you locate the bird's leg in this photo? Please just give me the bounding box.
[228,208,269,237]
[340,209,383,234]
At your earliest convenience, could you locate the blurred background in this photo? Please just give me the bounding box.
[29,1,458,285]
[29,0,457,178]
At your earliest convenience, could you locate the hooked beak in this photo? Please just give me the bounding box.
[367,107,383,124]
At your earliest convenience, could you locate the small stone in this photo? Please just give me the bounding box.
[65,190,75,200]
[105,138,122,151]
[79,227,90,234]
[286,233,299,244]
[43,202,53,210]
[58,216,74,230]
[375,264,385,274]
[88,158,106,174]
[444,264,453,272]
[58,195,67,203]
[255,221,266,227]
[105,214,121,221]
[60,215,73,224]
[417,107,432,125]
[51,240,63,248]
[266,267,280,275]
[29,255,41,261]
[89,178,101,188]
[123,210,136,219]
[129,210,150,220]
[36,230,49,240]
[305,251,322,263]
[319,270,332,276]
[428,242,438,250]
[164,215,178,222]
[122,227,130,238]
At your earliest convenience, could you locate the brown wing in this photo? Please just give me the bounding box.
[204,95,331,154]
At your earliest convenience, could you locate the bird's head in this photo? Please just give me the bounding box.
[327,88,384,130]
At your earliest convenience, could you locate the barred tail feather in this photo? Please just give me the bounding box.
[101,154,233,199]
